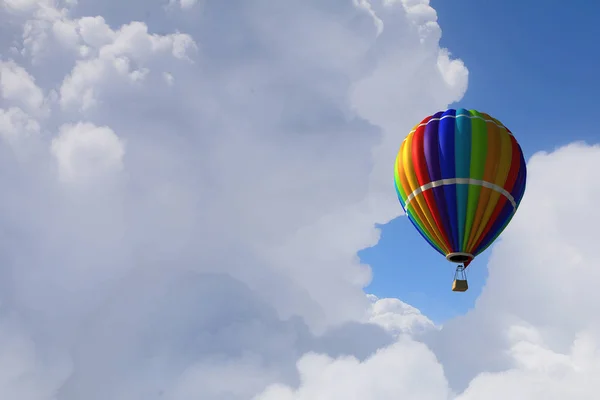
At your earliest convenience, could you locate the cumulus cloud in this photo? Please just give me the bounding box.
[0,0,468,398]
[0,107,40,141]
[457,329,600,400]
[0,60,46,115]
[368,294,436,336]
[256,338,450,400]
[3,0,597,399]
[50,122,125,183]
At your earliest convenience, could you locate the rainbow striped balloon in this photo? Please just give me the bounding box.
[394,108,527,266]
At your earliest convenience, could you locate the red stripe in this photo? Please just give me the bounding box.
[419,116,432,125]
[411,124,452,251]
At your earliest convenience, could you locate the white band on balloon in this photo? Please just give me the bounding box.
[403,178,517,210]
[403,114,512,140]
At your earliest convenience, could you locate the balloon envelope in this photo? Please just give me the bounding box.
[394,108,527,265]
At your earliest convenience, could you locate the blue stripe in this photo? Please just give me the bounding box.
[438,109,459,252]
[512,149,527,203]
[424,111,454,251]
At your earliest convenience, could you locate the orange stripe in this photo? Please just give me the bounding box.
[470,123,513,249]
[466,117,501,250]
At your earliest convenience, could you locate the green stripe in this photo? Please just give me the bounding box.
[462,110,488,248]
[394,166,407,201]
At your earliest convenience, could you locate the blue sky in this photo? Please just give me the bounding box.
[362,0,600,323]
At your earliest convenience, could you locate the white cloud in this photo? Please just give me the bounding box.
[0,107,40,141]
[6,0,599,399]
[0,60,47,116]
[171,0,201,10]
[368,294,437,336]
[256,338,450,400]
[51,122,125,183]
[456,329,600,400]
[56,18,196,111]
[0,0,467,397]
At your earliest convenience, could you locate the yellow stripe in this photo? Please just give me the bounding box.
[398,136,437,239]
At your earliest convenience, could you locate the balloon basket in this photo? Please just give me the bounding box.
[452,265,468,292]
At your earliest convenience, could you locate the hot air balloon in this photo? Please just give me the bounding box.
[394,108,527,292]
